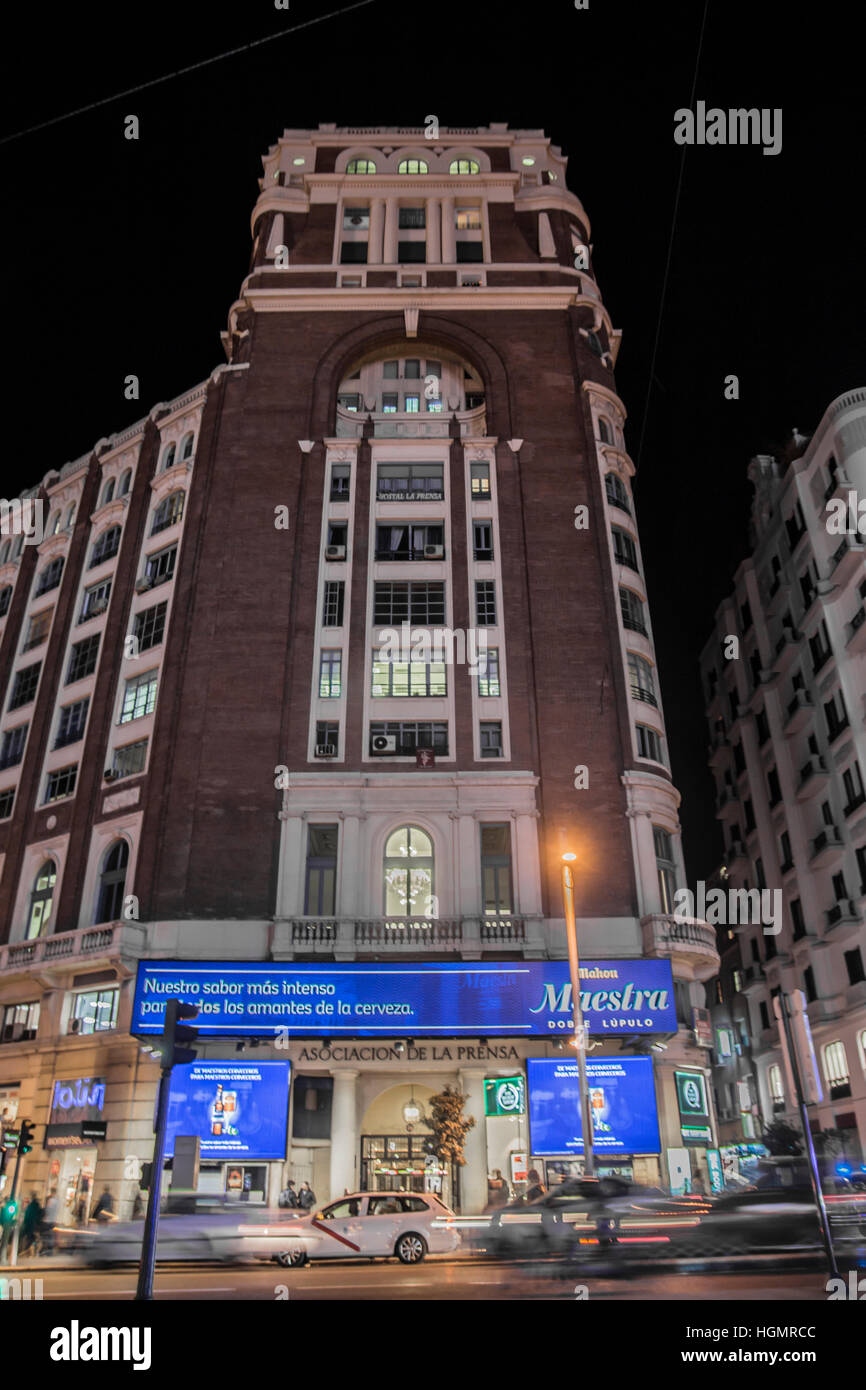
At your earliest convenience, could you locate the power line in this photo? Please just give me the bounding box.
[0,0,379,146]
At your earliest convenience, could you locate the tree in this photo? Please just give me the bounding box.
[760,1120,803,1156]
[421,1086,476,1210]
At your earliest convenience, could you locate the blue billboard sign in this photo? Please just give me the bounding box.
[131,960,676,1039]
[165,1061,290,1161]
[527,1056,661,1156]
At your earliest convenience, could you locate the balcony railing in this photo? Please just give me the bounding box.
[641,915,720,976]
[0,920,141,974]
[480,916,526,943]
[355,918,462,947]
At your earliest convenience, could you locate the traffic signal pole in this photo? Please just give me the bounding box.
[5,1120,34,1268]
[135,998,198,1300]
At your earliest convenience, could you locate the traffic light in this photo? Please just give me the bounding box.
[146,998,199,1068]
[18,1119,35,1155]
[0,1197,18,1225]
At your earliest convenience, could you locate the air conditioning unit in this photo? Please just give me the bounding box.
[325,545,346,560]
[315,744,337,759]
[371,734,397,755]
[135,577,153,593]
[104,768,118,782]
[424,544,444,558]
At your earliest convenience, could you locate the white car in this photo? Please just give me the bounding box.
[275,1191,460,1266]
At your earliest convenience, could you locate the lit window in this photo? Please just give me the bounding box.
[384,826,434,917]
[346,159,376,174]
[449,159,480,175]
[477,647,500,697]
[120,671,158,723]
[397,160,428,174]
[319,650,342,698]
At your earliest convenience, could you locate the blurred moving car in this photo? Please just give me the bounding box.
[669,1185,866,1257]
[273,1191,460,1266]
[484,1178,710,1260]
[71,1195,305,1266]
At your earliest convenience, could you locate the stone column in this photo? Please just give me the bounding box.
[276,814,305,918]
[514,811,542,915]
[457,1068,489,1214]
[632,811,661,916]
[383,200,398,263]
[367,198,385,264]
[426,197,441,263]
[440,197,455,263]
[339,814,361,916]
[328,1070,359,1201]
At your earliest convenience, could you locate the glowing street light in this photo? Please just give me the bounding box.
[560,852,594,1178]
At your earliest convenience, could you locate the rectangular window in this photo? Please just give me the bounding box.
[343,207,370,230]
[369,722,448,756]
[653,826,677,913]
[382,393,398,413]
[133,601,168,652]
[322,581,345,627]
[370,653,447,697]
[374,582,445,627]
[397,241,426,262]
[330,464,351,500]
[475,580,496,625]
[80,579,112,622]
[843,763,866,815]
[0,724,27,770]
[45,765,77,802]
[477,647,500,697]
[23,607,53,652]
[319,650,342,698]
[337,394,360,412]
[619,588,647,635]
[824,689,849,742]
[34,558,64,596]
[1,1000,40,1044]
[144,545,177,588]
[304,824,338,916]
[637,724,662,762]
[456,208,482,230]
[315,721,339,757]
[403,360,421,379]
[456,242,484,263]
[112,739,148,779]
[479,721,503,758]
[823,1040,850,1098]
[340,242,368,263]
[71,987,119,1035]
[9,662,41,709]
[383,360,399,379]
[0,788,14,818]
[120,671,158,723]
[767,768,782,807]
[473,522,493,560]
[481,823,512,914]
[55,698,89,749]
[470,462,490,497]
[398,207,426,229]
[612,527,639,569]
[374,524,444,561]
[844,948,865,987]
[377,462,444,501]
[404,395,420,413]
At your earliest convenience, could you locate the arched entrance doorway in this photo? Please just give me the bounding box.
[359,1083,450,1205]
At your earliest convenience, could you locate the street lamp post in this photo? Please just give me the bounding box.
[561,854,594,1178]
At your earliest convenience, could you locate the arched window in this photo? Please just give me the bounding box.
[161,443,176,471]
[65,503,76,529]
[0,540,9,564]
[26,860,56,939]
[180,433,195,461]
[449,158,480,174]
[117,469,132,497]
[346,158,376,174]
[397,159,428,175]
[598,417,613,444]
[89,525,121,569]
[48,512,61,536]
[151,490,185,535]
[604,473,629,512]
[383,826,434,917]
[95,840,129,924]
[100,478,115,507]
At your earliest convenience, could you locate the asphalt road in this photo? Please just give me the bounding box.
[14,1258,838,1301]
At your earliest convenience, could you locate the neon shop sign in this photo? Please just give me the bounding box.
[51,1077,106,1116]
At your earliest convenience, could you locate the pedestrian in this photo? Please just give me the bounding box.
[524,1168,546,1203]
[485,1169,510,1211]
[690,1176,706,1196]
[132,1191,145,1220]
[279,1180,299,1209]
[91,1186,115,1223]
[20,1193,43,1254]
[41,1189,59,1254]
[297,1181,316,1212]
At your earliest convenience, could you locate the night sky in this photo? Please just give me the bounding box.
[2,0,863,880]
